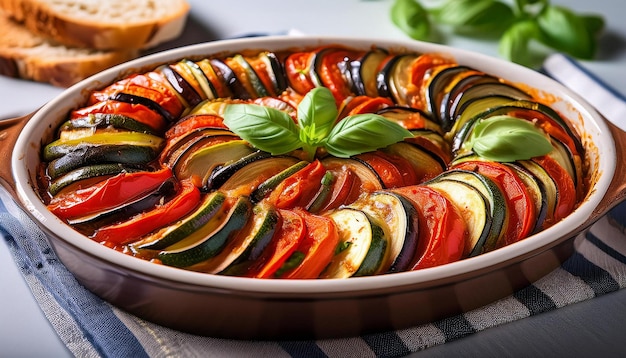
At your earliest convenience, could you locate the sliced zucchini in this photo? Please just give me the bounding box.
[321,157,384,192]
[43,131,163,161]
[176,140,255,184]
[447,95,517,140]
[212,155,301,195]
[205,151,273,190]
[133,191,227,250]
[46,145,158,179]
[181,59,217,100]
[506,162,548,234]
[349,191,419,274]
[383,142,446,183]
[387,54,419,106]
[160,128,238,167]
[192,202,280,274]
[320,208,386,278]
[518,160,558,228]
[232,54,269,97]
[426,178,493,257]
[433,169,507,253]
[448,82,531,123]
[250,160,309,202]
[158,196,252,268]
[48,163,144,196]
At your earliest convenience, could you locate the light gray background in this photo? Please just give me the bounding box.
[1,0,625,356]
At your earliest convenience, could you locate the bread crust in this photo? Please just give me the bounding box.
[0,12,137,87]
[0,0,190,50]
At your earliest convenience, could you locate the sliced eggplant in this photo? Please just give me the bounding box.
[376,106,442,133]
[447,95,517,139]
[160,128,238,167]
[320,208,387,278]
[383,142,446,184]
[204,151,273,191]
[321,157,384,192]
[518,160,558,227]
[110,92,175,123]
[210,58,252,100]
[387,54,419,106]
[69,178,177,233]
[355,48,389,97]
[432,170,507,253]
[505,162,549,234]
[349,191,419,274]
[426,177,494,257]
[157,64,203,108]
[442,73,500,122]
[60,113,159,136]
[180,59,217,100]
[425,65,473,127]
[215,155,301,195]
[176,140,255,185]
[447,82,532,123]
[158,196,252,268]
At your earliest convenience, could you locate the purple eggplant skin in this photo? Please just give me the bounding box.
[159,65,204,108]
[384,191,420,274]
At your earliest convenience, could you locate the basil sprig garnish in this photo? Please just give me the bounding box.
[464,115,553,162]
[223,87,413,161]
[391,0,605,67]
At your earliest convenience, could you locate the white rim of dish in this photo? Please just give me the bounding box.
[12,36,614,295]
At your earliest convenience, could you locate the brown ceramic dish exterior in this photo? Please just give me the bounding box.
[2,37,626,339]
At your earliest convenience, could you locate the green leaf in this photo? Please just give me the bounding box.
[390,0,432,40]
[536,5,595,59]
[223,104,302,155]
[581,14,605,37]
[434,0,515,34]
[297,87,337,145]
[325,114,413,158]
[465,115,553,162]
[499,20,540,66]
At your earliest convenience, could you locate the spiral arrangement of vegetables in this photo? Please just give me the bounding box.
[39,46,585,278]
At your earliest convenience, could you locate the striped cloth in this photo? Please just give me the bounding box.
[2,185,626,357]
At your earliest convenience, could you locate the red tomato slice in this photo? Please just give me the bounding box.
[318,166,357,211]
[452,161,537,246]
[317,48,361,103]
[71,100,168,134]
[532,155,576,226]
[280,208,340,279]
[267,160,326,209]
[342,96,394,118]
[251,209,307,278]
[48,168,173,220]
[165,114,228,139]
[94,180,201,246]
[406,55,456,111]
[393,186,467,269]
[356,151,407,188]
[89,73,185,119]
[284,51,316,95]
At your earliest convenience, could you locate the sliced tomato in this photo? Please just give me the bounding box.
[407,54,456,110]
[89,73,184,119]
[250,209,307,278]
[279,208,340,279]
[94,180,201,246]
[356,151,408,188]
[47,168,173,220]
[165,114,228,139]
[342,96,395,118]
[284,51,316,95]
[267,160,326,209]
[317,166,357,211]
[533,155,576,226]
[316,48,361,103]
[393,186,467,269]
[452,160,536,246]
[71,100,168,134]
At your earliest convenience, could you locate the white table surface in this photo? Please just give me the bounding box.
[1,0,626,356]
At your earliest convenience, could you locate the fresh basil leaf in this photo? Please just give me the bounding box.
[297,87,337,145]
[536,5,595,59]
[465,115,553,162]
[581,14,605,37]
[390,0,432,41]
[434,0,515,34]
[223,104,302,155]
[325,114,413,158]
[513,0,547,16]
[499,20,540,66]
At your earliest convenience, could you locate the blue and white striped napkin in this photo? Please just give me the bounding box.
[3,183,626,357]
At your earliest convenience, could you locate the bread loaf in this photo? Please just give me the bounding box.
[0,0,190,50]
[0,11,138,87]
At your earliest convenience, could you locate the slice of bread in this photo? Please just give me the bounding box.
[0,11,138,87]
[0,0,190,50]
